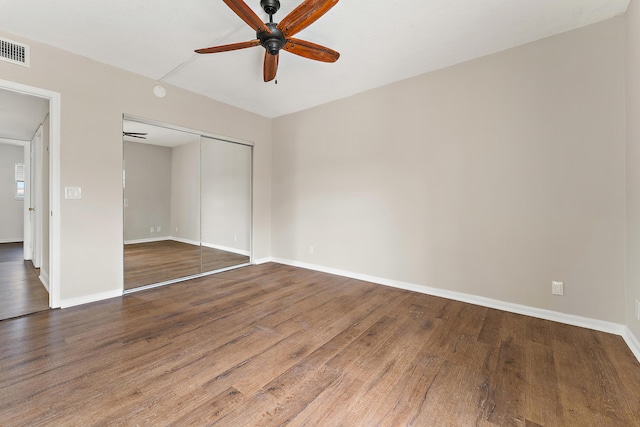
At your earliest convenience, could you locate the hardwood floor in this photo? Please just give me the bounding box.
[1,263,638,425]
[124,240,249,290]
[0,242,49,321]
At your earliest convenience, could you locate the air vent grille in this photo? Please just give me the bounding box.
[0,37,30,67]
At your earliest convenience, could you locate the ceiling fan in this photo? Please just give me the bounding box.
[195,0,340,82]
[123,132,148,139]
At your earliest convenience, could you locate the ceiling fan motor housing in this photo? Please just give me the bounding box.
[258,23,285,55]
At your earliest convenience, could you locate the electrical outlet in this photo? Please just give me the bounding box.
[552,281,564,296]
[636,299,640,321]
[309,246,314,255]
[156,226,161,232]
[234,234,238,242]
[149,226,154,233]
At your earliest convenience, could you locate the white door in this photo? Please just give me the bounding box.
[23,141,32,260]
[24,125,43,268]
[29,126,43,268]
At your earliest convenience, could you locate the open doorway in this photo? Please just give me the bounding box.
[0,81,60,319]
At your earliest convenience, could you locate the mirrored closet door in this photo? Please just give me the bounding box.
[122,117,252,291]
[201,136,251,273]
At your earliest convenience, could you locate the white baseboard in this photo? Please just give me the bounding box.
[254,257,274,265]
[622,327,640,362]
[271,257,638,361]
[0,238,23,244]
[126,236,250,257]
[39,270,50,292]
[60,289,122,309]
[202,241,250,256]
[170,236,201,246]
[124,236,170,245]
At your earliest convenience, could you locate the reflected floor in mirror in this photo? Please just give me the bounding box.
[124,240,249,290]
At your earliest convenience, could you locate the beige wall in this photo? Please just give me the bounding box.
[0,143,24,242]
[123,141,173,242]
[626,2,640,340]
[171,140,201,244]
[201,139,252,253]
[0,30,272,303]
[124,136,252,253]
[272,17,626,324]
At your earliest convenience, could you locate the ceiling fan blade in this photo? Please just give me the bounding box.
[123,132,147,139]
[277,0,339,37]
[283,38,339,62]
[222,0,271,33]
[263,51,279,82]
[195,39,261,54]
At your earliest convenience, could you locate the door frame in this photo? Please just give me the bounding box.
[1,79,61,309]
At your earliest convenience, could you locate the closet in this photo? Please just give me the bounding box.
[122,116,252,291]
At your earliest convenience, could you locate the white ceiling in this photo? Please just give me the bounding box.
[0,88,49,142]
[0,0,630,119]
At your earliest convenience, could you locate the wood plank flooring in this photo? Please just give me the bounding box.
[1,263,638,426]
[0,242,49,321]
[124,240,249,290]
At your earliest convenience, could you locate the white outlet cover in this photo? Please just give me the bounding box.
[636,299,640,321]
[552,281,564,296]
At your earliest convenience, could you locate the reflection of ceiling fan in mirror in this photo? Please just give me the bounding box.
[195,0,340,82]
[123,132,148,139]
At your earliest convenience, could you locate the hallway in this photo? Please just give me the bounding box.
[0,242,49,320]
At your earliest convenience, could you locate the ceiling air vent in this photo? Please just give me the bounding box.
[0,37,30,67]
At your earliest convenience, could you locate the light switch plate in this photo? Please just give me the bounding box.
[64,186,81,199]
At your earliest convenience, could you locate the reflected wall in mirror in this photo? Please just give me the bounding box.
[123,121,201,289]
[123,117,253,291]
[201,137,251,272]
